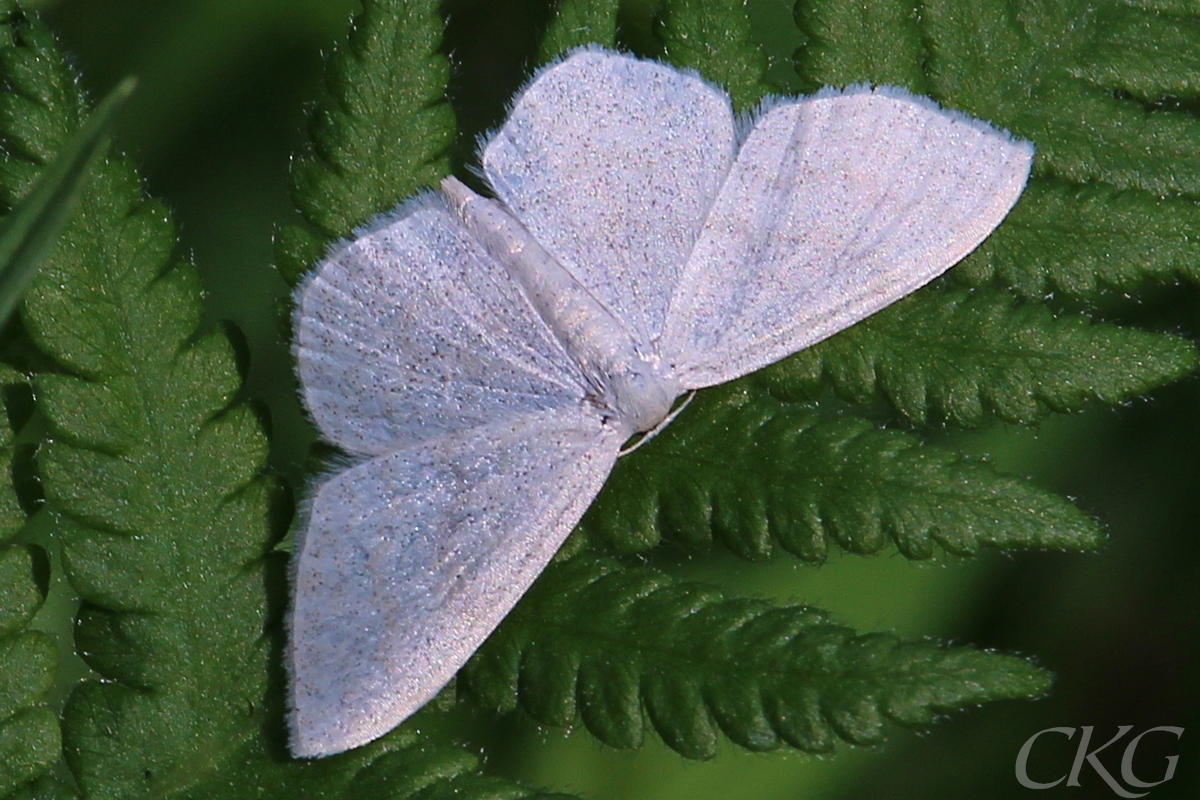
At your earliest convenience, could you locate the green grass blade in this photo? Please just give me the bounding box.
[0,77,133,327]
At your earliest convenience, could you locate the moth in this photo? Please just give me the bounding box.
[288,47,1033,757]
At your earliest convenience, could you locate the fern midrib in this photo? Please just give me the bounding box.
[540,593,977,697]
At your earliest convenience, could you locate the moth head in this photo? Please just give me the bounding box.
[606,360,681,438]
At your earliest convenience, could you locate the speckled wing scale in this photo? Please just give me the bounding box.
[289,46,1034,757]
[482,50,736,347]
[289,406,618,756]
[290,195,624,757]
[292,195,587,456]
[659,87,1033,388]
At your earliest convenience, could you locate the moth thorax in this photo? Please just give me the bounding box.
[604,358,681,438]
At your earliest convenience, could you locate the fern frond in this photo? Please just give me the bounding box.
[0,365,26,539]
[658,0,771,110]
[930,0,1200,281]
[0,4,578,798]
[0,540,57,795]
[464,557,1051,760]
[959,177,1200,300]
[793,0,928,92]
[276,0,455,286]
[211,741,584,800]
[0,360,56,795]
[784,0,1200,396]
[0,0,1173,792]
[538,0,620,63]
[0,7,275,793]
[581,385,1103,559]
[758,288,1198,427]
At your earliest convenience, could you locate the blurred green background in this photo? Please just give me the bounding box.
[25,0,1199,797]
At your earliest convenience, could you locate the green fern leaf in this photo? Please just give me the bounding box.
[1072,1,1200,108]
[0,0,1180,793]
[581,384,1103,559]
[177,741,582,800]
[0,4,581,798]
[538,0,620,63]
[0,77,130,327]
[464,557,1052,759]
[276,0,455,286]
[0,543,57,797]
[792,0,929,92]
[0,361,56,797]
[657,0,772,110]
[291,0,452,236]
[3,775,79,800]
[957,177,1200,299]
[0,8,273,795]
[789,0,1200,356]
[930,0,1200,297]
[0,366,27,539]
[757,287,1198,426]
[0,298,54,800]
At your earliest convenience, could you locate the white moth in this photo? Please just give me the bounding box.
[288,46,1033,757]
